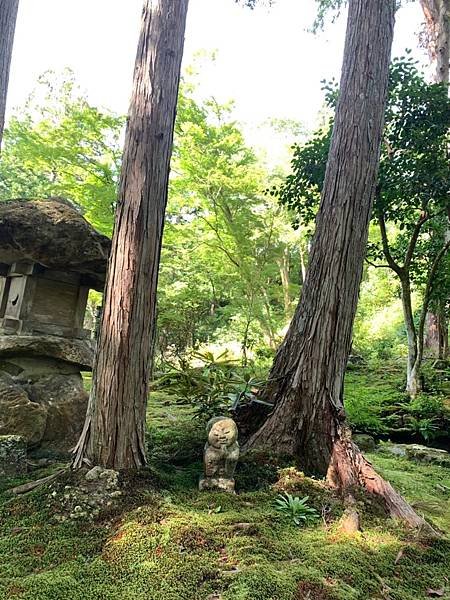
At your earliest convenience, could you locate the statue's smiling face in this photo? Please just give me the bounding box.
[208,418,238,448]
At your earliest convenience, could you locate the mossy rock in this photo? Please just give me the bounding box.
[404,444,450,468]
[0,434,27,476]
[352,434,377,452]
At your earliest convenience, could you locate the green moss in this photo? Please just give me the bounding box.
[1,390,449,600]
[368,450,450,532]
[344,365,450,441]
[344,368,404,435]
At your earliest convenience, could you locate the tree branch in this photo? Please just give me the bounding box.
[364,257,392,269]
[404,212,431,269]
[377,209,402,275]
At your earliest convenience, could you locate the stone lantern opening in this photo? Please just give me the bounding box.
[0,262,90,339]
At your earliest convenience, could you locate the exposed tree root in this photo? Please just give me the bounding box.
[327,429,440,538]
[8,467,68,495]
[338,495,361,534]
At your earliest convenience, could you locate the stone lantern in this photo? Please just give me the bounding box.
[0,199,110,453]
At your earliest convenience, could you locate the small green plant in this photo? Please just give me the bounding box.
[412,416,440,442]
[274,492,319,526]
[395,394,449,442]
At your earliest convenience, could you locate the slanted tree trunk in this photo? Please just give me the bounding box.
[0,0,19,149]
[246,0,429,529]
[73,0,189,470]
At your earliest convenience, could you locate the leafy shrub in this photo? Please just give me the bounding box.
[153,350,266,420]
[274,492,319,526]
[395,394,450,442]
[344,366,450,443]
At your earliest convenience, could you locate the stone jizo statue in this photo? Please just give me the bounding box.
[199,416,239,493]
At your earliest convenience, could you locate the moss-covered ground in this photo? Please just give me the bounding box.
[344,362,450,443]
[0,382,449,599]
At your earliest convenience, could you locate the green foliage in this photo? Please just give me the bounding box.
[345,366,450,442]
[274,492,320,526]
[276,57,450,371]
[352,262,407,360]
[279,57,450,248]
[154,351,265,420]
[0,69,302,361]
[345,371,396,435]
[373,56,450,283]
[312,0,346,32]
[312,1,411,32]
[0,69,123,235]
[159,79,302,358]
[397,393,450,442]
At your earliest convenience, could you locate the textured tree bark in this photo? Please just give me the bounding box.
[425,304,448,360]
[419,0,450,355]
[245,0,428,529]
[0,0,19,150]
[420,0,450,83]
[73,0,189,470]
[438,302,449,359]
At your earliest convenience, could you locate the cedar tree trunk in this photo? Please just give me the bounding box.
[73,0,189,469]
[246,0,428,529]
[420,0,450,83]
[0,0,19,149]
[420,0,449,357]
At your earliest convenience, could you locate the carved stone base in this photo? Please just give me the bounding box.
[199,476,235,493]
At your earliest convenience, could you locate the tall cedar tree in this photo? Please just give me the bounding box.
[419,0,449,360]
[246,0,428,529]
[73,0,189,469]
[0,0,19,149]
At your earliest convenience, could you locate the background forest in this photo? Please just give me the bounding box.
[1,1,450,599]
[0,60,448,446]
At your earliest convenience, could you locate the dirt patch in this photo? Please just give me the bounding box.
[296,581,336,600]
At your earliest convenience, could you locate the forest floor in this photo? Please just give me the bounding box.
[0,370,449,600]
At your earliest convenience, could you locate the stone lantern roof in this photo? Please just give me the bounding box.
[0,198,111,291]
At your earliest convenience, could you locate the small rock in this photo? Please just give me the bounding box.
[379,443,407,457]
[353,434,377,452]
[85,465,103,481]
